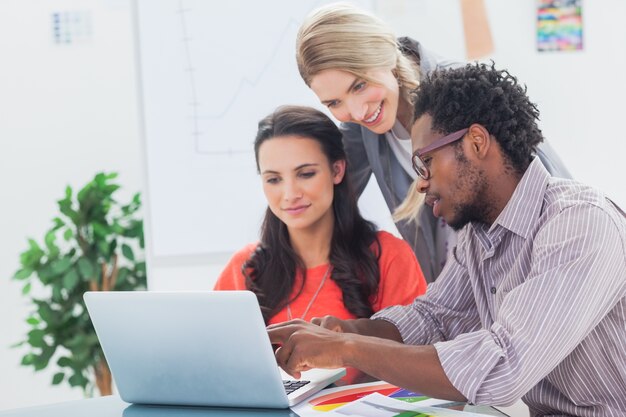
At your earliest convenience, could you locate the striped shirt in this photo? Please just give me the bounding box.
[372,158,626,416]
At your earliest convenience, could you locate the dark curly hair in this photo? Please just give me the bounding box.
[245,105,381,323]
[413,62,543,174]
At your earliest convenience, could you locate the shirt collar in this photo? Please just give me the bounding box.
[488,157,550,239]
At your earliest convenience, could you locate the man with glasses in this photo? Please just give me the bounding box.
[269,62,626,416]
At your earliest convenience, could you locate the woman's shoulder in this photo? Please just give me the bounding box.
[374,231,418,260]
[214,242,259,291]
[375,230,407,247]
[398,36,462,76]
[227,242,260,264]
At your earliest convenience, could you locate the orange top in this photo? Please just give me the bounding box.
[214,231,427,325]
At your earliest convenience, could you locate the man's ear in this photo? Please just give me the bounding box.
[332,160,346,184]
[467,124,491,159]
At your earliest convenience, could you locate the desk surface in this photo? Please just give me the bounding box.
[0,395,510,417]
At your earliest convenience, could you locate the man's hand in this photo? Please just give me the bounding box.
[267,320,351,379]
[310,315,357,333]
[268,319,465,401]
[312,316,404,342]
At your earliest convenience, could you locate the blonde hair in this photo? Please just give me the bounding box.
[392,179,424,223]
[296,2,419,106]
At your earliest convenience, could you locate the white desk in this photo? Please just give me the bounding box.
[0,395,519,417]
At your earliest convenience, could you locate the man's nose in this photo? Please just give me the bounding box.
[416,176,429,194]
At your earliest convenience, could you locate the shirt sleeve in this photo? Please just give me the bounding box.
[373,232,428,310]
[435,203,626,405]
[340,122,372,197]
[372,230,481,346]
[213,244,257,291]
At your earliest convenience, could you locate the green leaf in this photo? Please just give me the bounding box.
[50,257,72,275]
[111,222,124,235]
[77,258,94,279]
[36,302,55,323]
[135,262,146,274]
[92,222,109,238]
[52,372,64,385]
[76,185,92,206]
[117,267,130,285]
[109,239,118,254]
[14,268,33,280]
[19,239,45,269]
[62,268,79,291]
[73,345,91,363]
[21,353,35,366]
[65,186,72,200]
[28,238,42,253]
[44,231,57,251]
[33,346,55,371]
[37,264,56,284]
[22,282,32,295]
[63,228,73,241]
[97,240,109,256]
[66,334,86,348]
[104,184,120,195]
[52,286,63,303]
[68,373,88,388]
[51,217,65,231]
[95,173,106,186]
[27,329,46,348]
[57,357,73,367]
[58,200,78,224]
[121,244,134,261]
[26,317,40,326]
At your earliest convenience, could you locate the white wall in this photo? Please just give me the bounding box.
[0,0,141,410]
[0,0,623,411]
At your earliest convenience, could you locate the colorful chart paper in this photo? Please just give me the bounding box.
[308,382,429,411]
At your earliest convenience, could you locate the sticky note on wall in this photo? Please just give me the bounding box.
[460,0,494,59]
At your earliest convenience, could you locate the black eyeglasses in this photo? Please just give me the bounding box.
[411,128,469,180]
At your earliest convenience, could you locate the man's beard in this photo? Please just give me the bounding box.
[446,148,493,231]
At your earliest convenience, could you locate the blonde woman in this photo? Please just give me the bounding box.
[296,3,571,282]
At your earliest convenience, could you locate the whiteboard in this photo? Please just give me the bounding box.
[134,0,373,260]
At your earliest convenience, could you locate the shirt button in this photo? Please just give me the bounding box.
[490,287,497,294]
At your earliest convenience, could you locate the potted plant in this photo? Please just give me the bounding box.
[11,172,147,396]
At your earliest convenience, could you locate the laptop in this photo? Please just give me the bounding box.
[84,291,345,408]
[122,403,297,417]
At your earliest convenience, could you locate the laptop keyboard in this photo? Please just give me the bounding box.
[283,379,311,395]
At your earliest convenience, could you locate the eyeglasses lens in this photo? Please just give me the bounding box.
[412,154,429,180]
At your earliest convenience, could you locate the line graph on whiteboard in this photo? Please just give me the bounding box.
[135,0,373,257]
[174,0,372,155]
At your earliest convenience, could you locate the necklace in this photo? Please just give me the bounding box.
[287,265,331,321]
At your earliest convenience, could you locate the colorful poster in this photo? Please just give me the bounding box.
[329,393,493,417]
[292,381,464,417]
[537,0,583,52]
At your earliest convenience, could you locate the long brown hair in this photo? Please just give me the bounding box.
[245,106,381,323]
